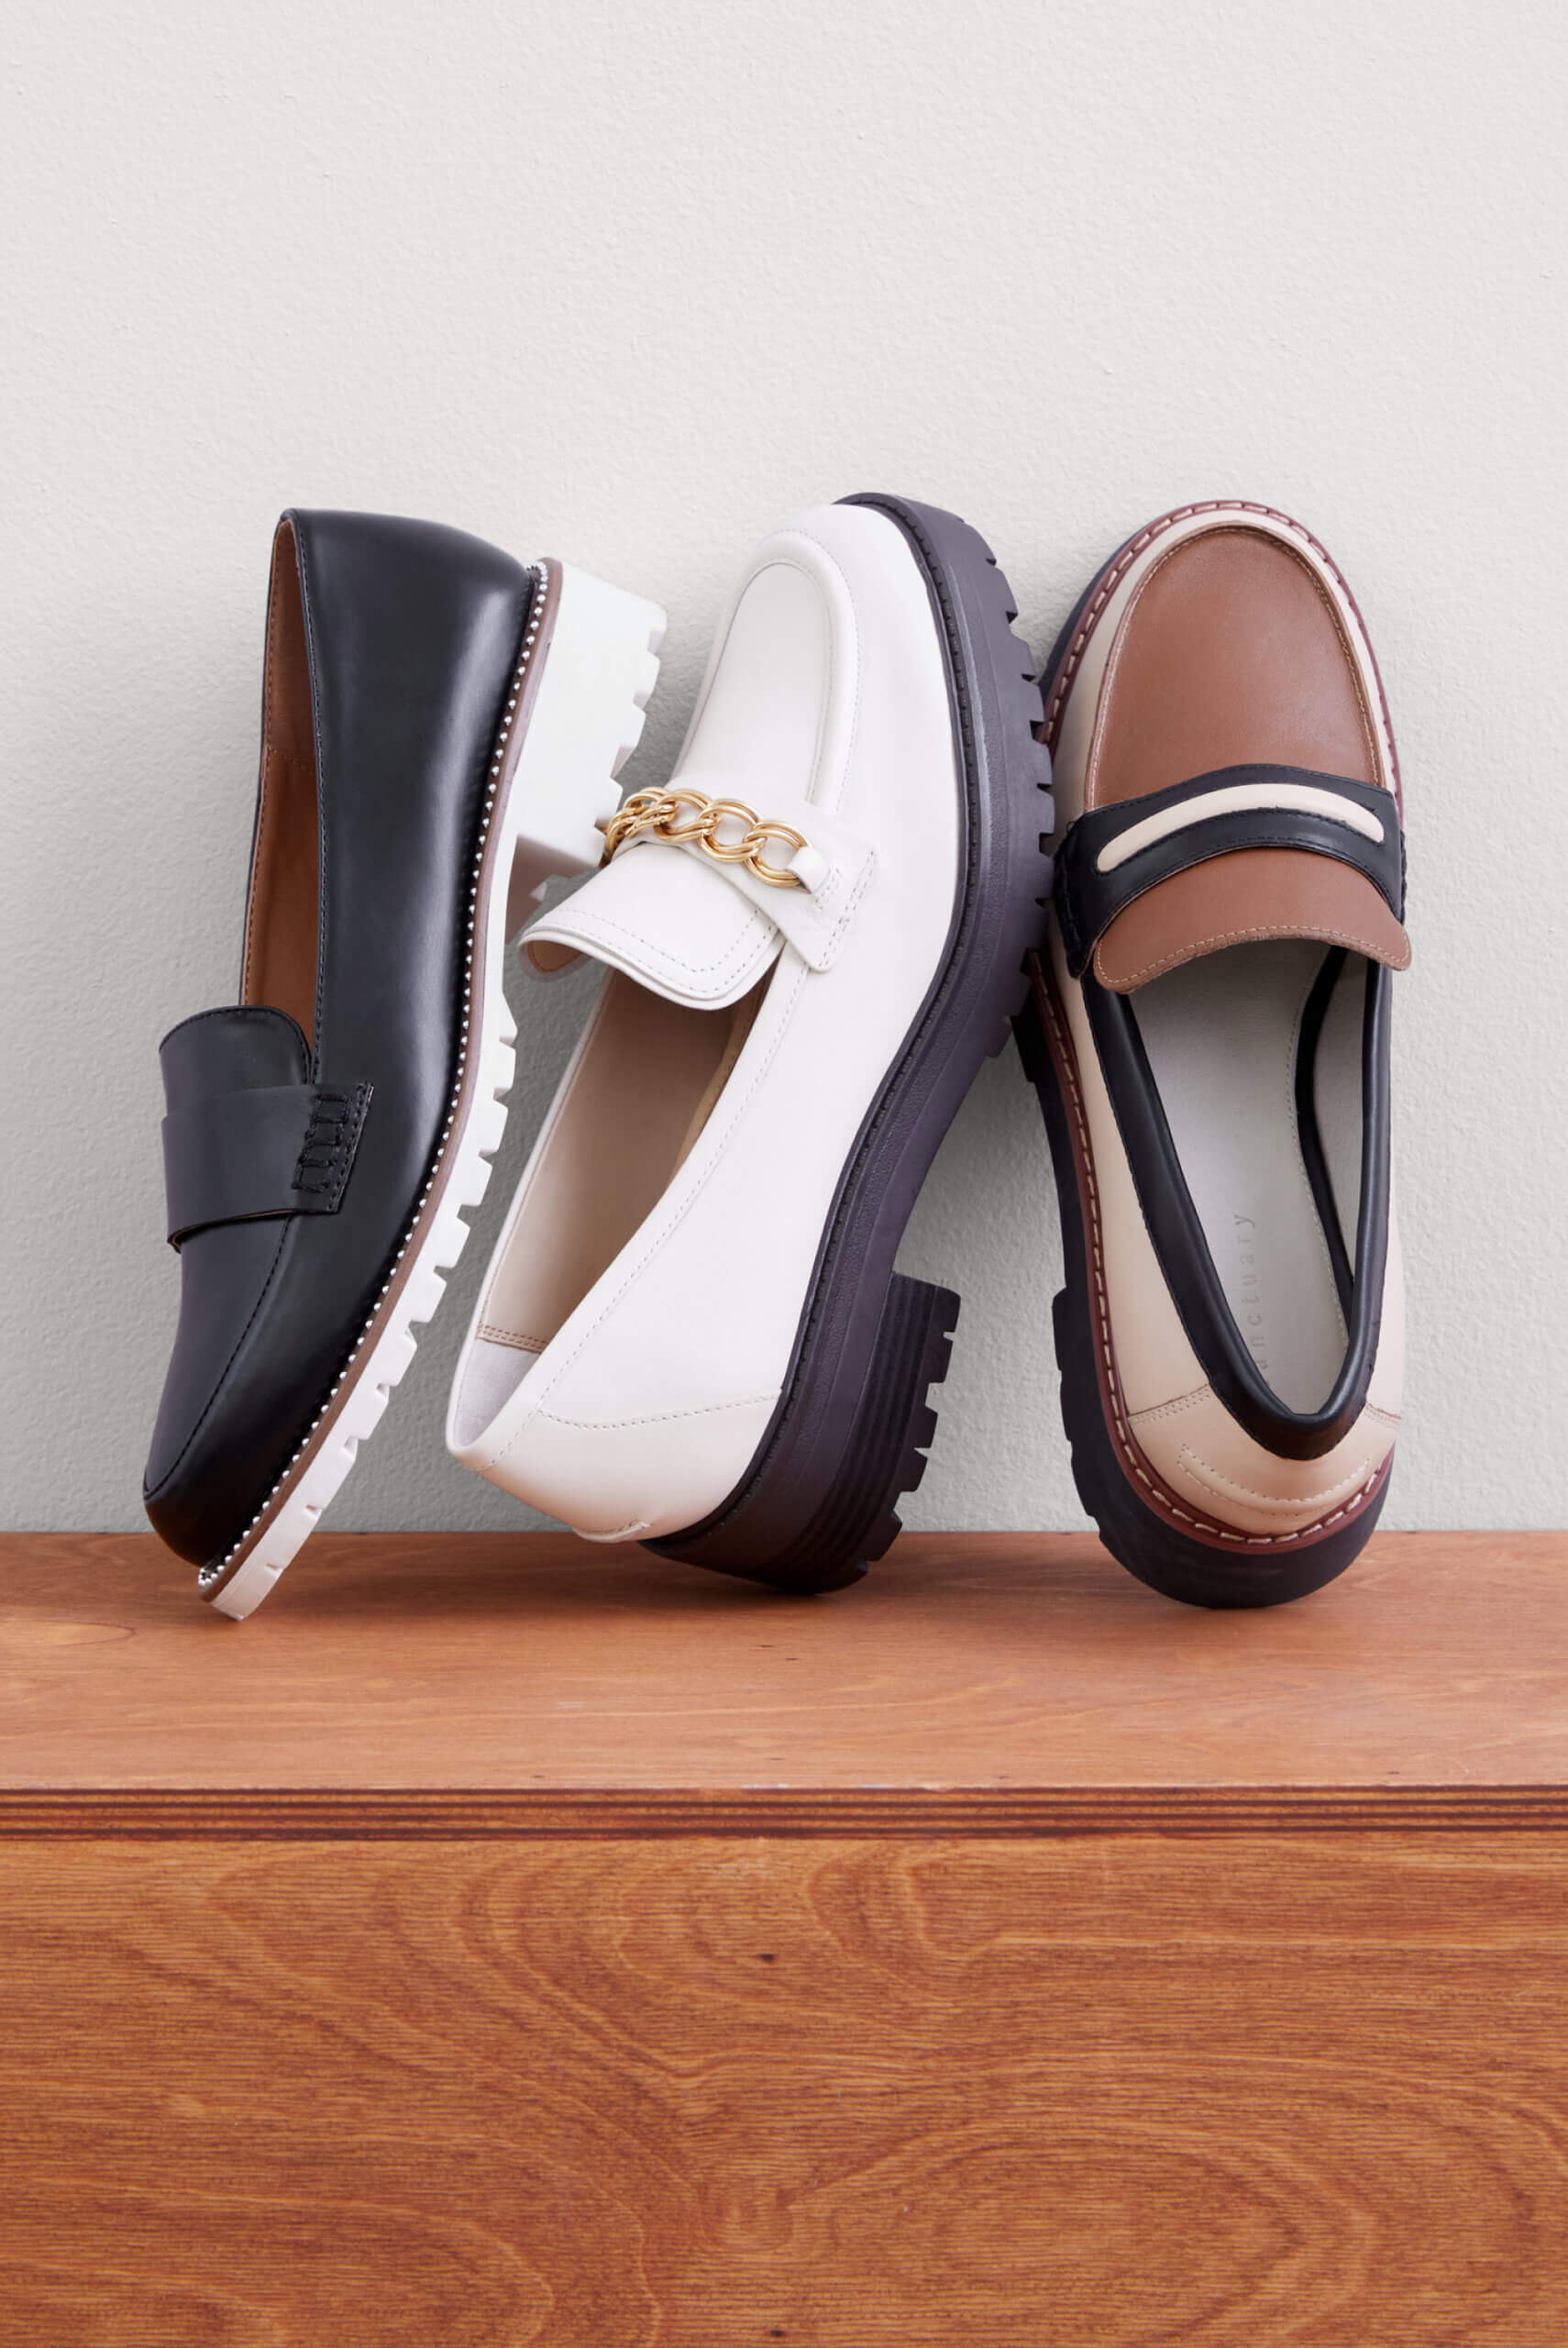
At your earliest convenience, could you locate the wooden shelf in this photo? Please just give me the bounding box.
[3,1530,1565,2343]
[7,1527,1567,1806]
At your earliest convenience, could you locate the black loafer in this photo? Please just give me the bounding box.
[143,510,664,1616]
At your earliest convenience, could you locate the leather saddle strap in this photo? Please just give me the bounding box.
[1055,764,1405,980]
[162,1081,372,1249]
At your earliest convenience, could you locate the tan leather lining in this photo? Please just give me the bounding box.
[525,937,580,976]
[480,973,766,1355]
[241,519,320,1046]
[1087,527,1400,986]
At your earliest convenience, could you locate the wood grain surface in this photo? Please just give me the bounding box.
[3,1832,1566,2346]
[5,1531,1567,1811]
[4,1532,1565,2339]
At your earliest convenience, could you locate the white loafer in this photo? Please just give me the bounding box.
[448,494,1048,1590]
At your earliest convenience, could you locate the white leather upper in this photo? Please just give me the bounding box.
[524,788,878,1001]
[447,503,961,1539]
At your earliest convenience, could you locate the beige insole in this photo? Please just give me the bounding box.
[478,971,763,1362]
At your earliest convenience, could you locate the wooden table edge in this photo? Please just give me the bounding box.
[5,1786,1566,1838]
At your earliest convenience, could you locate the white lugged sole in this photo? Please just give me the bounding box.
[204,562,666,1620]
[506,561,670,923]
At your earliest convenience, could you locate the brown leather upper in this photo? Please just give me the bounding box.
[241,520,321,1045]
[1086,526,1409,991]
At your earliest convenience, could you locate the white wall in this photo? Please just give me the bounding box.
[3,0,1564,1535]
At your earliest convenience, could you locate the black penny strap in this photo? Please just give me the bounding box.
[162,1080,372,1249]
[1055,764,1406,980]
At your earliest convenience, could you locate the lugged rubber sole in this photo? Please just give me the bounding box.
[201,561,666,1619]
[1015,501,1396,1608]
[648,493,1051,1595]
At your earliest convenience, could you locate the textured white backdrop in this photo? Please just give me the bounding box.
[3,0,1563,1535]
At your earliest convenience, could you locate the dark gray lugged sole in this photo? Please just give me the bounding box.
[647,493,1051,1595]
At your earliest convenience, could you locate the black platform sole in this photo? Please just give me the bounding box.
[647,493,1051,1595]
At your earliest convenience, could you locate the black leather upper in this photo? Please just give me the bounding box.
[144,512,534,1565]
[1055,764,1405,980]
[160,1010,371,1249]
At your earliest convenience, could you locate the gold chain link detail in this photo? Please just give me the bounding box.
[600,788,808,889]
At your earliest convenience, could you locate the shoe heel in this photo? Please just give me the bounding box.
[658,1274,960,1596]
[813,1272,961,1579]
[505,560,667,923]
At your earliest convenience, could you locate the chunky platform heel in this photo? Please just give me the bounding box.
[650,1274,961,1594]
